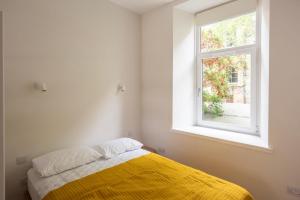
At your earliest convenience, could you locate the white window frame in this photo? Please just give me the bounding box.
[196,11,260,135]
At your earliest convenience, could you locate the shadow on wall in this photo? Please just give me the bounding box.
[5,77,140,199]
[0,10,5,200]
[164,133,277,200]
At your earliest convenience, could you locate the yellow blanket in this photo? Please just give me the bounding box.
[43,153,253,200]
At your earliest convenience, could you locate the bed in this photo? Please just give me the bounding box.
[28,149,253,200]
[28,149,149,200]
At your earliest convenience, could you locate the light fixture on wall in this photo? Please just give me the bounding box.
[33,82,48,92]
[117,84,126,93]
[41,83,47,92]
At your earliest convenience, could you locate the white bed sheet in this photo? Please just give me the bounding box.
[27,149,149,200]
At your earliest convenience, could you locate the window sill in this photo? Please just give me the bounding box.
[171,126,271,152]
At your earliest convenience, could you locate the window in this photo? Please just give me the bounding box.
[173,0,269,148]
[229,68,238,84]
[197,12,258,134]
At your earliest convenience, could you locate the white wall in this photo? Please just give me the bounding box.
[1,0,141,199]
[141,0,300,200]
[172,9,195,128]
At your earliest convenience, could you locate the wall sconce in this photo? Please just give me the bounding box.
[117,84,126,93]
[41,83,47,92]
[33,82,48,93]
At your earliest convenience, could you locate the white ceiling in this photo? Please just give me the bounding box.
[175,0,231,14]
[109,0,177,14]
[109,0,232,15]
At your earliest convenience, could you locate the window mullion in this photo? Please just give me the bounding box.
[196,26,203,124]
[250,48,258,133]
[199,44,256,59]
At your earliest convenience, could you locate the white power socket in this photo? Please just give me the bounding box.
[287,186,300,196]
[157,148,166,155]
[127,131,132,137]
[16,156,28,165]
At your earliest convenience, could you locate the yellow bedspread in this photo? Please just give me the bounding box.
[43,153,253,200]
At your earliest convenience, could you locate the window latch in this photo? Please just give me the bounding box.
[197,88,202,96]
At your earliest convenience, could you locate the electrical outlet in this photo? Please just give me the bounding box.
[20,177,27,187]
[127,131,132,137]
[16,156,28,165]
[287,186,300,196]
[157,148,166,155]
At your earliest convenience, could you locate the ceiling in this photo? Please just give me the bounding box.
[109,0,232,15]
[175,0,231,13]
[109,0,177,14]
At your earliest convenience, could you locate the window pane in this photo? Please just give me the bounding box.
[229,69,238,83]
[201,12,256,52]
[202,54,251,128]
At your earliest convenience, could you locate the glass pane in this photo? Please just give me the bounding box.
[202,54,251,128]
[201,12,256,52]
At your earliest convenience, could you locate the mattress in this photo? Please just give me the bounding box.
[27,149,149,200]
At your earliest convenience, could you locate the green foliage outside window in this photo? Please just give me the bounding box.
[203,92,224,117]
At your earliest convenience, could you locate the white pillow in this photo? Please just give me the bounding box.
[32,146,101,177]
[96,138,143,159]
